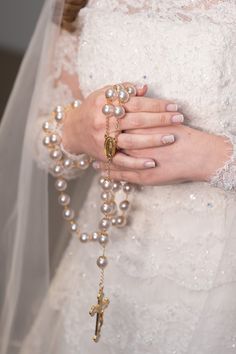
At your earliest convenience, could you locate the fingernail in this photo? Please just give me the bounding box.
[171,114,184,123]
[167,103,178,112]
[92,161,100,169]
[161,134,175,144]
[135,82,146,90]
[144,160,156,168]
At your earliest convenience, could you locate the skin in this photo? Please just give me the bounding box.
[62,83,232,186]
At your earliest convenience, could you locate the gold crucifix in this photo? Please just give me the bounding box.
[89,287,110,342]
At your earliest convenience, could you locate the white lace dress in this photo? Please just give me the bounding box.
[30,1,236,353]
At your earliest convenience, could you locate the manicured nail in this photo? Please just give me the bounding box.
[144,160,156,168]
[92,161,100,169]
[161,134,175,144]
[136,82,146,90]
[167,103,178,112]
[171,114,184,123]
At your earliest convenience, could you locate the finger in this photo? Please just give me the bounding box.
[120,112,184,130]
[117,133,175,149]
[104,170,144,185]
[124,96,178,113]
[92,153,157,171]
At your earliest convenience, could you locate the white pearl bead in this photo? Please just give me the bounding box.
[91,231,99,241]
[123,182,133,193]
[50,133,61,145]
[42,136,51,146]
[63,158,72,169]
[99,176,106,187]
[119,200,130,211]
[73,99,81,108]
[114,105,125,119]
[105,88,117,101]
[111,217,117,226]
[102,104,114,116]
[80,232,89,243]
[101,191,113,202]
[97,256,108,269]
[116,215,126,227]
[118,89,129,103]
[52,164,63,176]
[112,181,122,192]
[102,179,112,191]
[98,233,109,245]
[70,222,78,232]
[55,178,67,191]
[42,121,50,132]
[50,149,62,160]
[58,193,70,206]
[78,157,90,170]
[55,111,64,123]
[55,105,63,113]
[99,217,110,230]
[101,202,112,215]
[126,86,137,96]
[62,208,75,221]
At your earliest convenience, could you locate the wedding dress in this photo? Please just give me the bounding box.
[1,1,236,353]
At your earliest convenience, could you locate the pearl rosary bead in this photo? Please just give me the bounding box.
[55,178,67,191]
[70,221,78,233]
[118,89,129,103]
[112,181,122,192]
[114,105,125,119]
[62,208,75,221]
[52,164,64,176]
[97,256,108,269]
[50,133,61,145]
[102,104,114,116]
[91,231,99,241]
[116,215,126,227]
[123,182,133,193]
[105,88,117,101]
[98,233,109,245]
[58,193,71,206]
[99,217,110,230]
[80,232,89,243]
[101,191,113,202]
[119,200,130,211]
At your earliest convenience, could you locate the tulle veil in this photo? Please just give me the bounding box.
[0,0,236,352]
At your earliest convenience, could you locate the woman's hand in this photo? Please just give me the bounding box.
[62,83,183,170]
[95,124,233,186]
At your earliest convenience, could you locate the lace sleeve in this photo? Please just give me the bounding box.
[34,27,86,179]
[209,132,236,191]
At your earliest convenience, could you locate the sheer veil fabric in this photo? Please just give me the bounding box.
[0,0,236,353]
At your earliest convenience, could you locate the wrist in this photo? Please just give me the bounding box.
[201,134,233,182]
[61,105,84,156]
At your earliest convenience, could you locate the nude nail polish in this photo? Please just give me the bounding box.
[167,103,178,112]
[144,160,156,168]
[161,134,175,144]
[171,114,184,123]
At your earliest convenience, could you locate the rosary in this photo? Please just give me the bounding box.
[42,83,137,342]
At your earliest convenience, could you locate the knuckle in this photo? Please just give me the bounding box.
[160,114,167,125]
[154,100,161,112]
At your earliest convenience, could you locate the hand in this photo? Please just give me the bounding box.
[62,83,184,169]
[96,124,233,186]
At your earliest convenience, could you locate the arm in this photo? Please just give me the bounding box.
[34,27,87,179]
